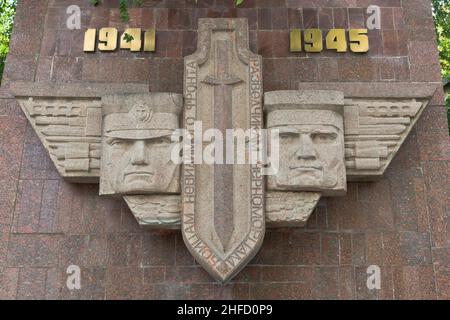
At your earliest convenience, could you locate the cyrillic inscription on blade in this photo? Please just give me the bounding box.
[182,19,265,283]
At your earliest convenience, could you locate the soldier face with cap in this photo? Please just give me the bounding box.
[267,109,346,195]
[101,103,180,195]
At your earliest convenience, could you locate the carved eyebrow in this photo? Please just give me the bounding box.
[274,127,299,135]
[311,128,338,135]
[313,125,341,133]
[151,135,173,142]
[153,134,172,139]
[105,134,173,144]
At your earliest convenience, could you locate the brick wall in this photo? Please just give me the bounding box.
[0,0,448,299]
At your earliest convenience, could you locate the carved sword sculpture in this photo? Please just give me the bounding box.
[203,39,243,251]
[182,19,265,282]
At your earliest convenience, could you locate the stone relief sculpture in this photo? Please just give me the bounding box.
[99,94,182,196]
[265,90,347,196]
[265,192,322,227]
[344,98,427,179]
[16,97,102,182]
[13,18,436,283]
[100,93,183,229]
[182,18,265,282]
[124,195,182,228]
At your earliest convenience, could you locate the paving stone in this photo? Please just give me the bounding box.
[7,234,62,268]
[432,247,450,300]
[16,268,47,300]
[0,268,19,300]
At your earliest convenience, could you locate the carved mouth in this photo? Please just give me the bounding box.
[289,165,323,171]
[124,171,154,179]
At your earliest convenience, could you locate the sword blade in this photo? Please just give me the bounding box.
[213,83,234,251]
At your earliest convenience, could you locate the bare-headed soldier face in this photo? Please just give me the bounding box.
[105,134,177,194]
[267,109,346,195]
[100,100,181,196]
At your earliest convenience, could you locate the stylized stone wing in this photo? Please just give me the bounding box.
[16,96,102,182]
[125,192,322,230]
[124,195,182,228]
[266,192,321,227]
[344,98,430,180]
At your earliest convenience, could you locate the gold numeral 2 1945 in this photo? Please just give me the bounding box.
[290,29,369,53]
[83,28,156,52]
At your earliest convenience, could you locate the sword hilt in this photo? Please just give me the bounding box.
[203,74,243,86]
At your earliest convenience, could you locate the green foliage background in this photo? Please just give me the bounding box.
[432,0,450,133]
[433,0,450,79]
[0,0,16,84]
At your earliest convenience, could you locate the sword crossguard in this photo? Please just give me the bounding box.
[203,74,243,86]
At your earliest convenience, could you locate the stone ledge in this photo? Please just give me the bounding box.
[7,81,440,101]
[296,82,439,99]
[7,81,150,98]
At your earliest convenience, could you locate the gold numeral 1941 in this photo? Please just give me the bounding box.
[83,28,156,53]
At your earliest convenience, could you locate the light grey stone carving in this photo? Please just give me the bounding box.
[14,82,149,183]
[12,19,436,284]
[265,90,347,197]
[295,81,435,180]
[126,192,321,229]
[265,192,321,227]
[183,18,265,283]
[344,98,428,179]
[99,93,183,196]
[16,97,102,182]
[124,195,182,228]
[264,90,432,183]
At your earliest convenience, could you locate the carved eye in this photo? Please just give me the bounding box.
[109,139,125,147]
[311,132,337,144]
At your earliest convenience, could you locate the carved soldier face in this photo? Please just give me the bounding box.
[100,97,181,196]
[267,109,346,196]
[104,134,178,194]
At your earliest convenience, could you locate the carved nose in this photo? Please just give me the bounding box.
[131,140,148,165]
[296,135,316,160]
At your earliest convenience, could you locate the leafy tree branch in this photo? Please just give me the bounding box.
[91,0,245,22]
[432,0,450,133]
[0,0,16,84]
